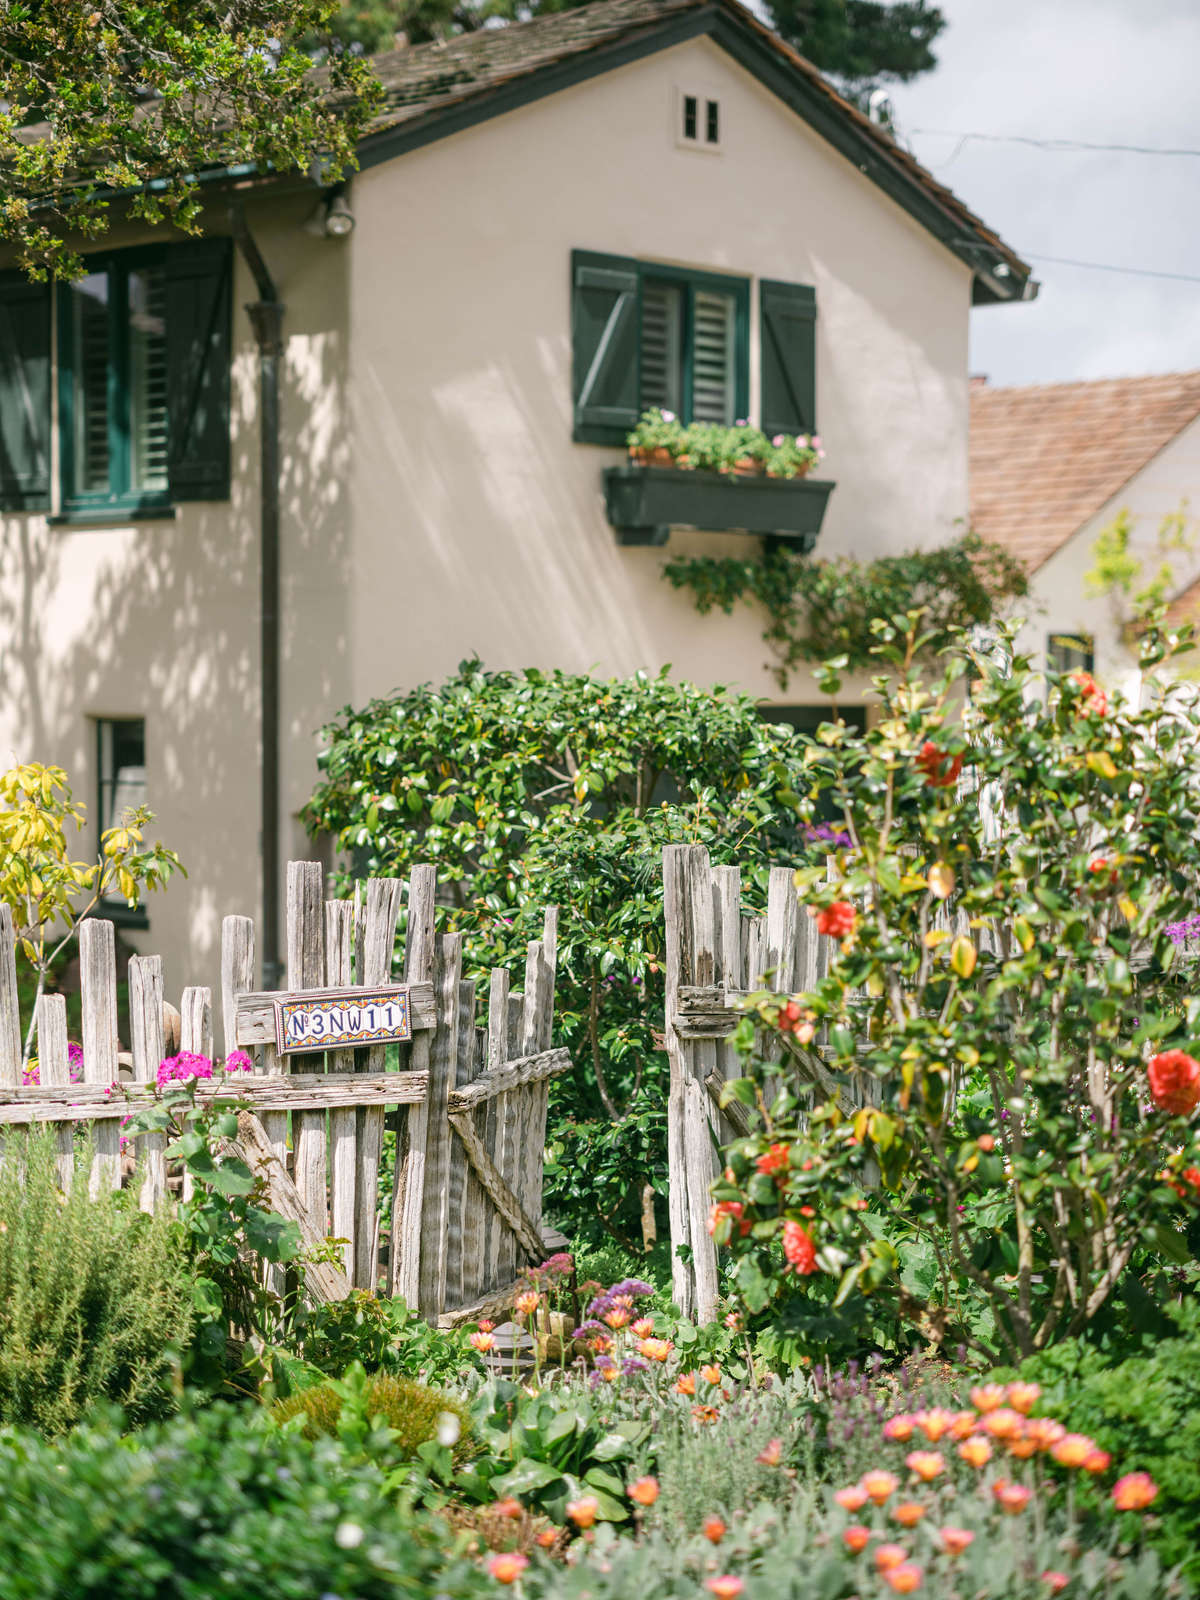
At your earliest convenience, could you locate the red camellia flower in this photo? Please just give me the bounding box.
[1147,1051,1200,1116]
[708,1200,752,1238]
[756,1142,791,1178]
[1070,669,1108,716]
[815,901,857,940]
[782,1218,818,1275]
[915,740,964,789]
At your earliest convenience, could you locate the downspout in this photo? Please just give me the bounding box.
[230,207,285,990]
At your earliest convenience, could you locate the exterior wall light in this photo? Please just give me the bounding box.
[304,189,355,238]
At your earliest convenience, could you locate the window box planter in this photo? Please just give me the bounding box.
[603,464,834,549]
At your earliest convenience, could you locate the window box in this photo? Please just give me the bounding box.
[602,463,835,548]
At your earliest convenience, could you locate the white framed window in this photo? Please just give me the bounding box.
[674,87,722,152]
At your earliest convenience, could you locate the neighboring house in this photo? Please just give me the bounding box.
[0,0,1032,991]
[970,371,1200,693]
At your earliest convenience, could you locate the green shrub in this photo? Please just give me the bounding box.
[1015,1297,1200,1584]
[0,1402,481,1600]
[272,1366,473,1463]
[0,1132,193,1434]
[288,1290,485,1384]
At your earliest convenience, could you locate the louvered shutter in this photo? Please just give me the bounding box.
[639,282,683,416]
[760,279,817,437]
[691,290,736,424]
[0,274,52,511]
[572,249,641,445]
[165,237,233,501]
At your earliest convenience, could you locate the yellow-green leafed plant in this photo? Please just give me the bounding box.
[0,763,183,1063]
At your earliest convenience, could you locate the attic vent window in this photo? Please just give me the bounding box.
[677,90,721,151]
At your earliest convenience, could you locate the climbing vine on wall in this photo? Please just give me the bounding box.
[662,532,1030,688]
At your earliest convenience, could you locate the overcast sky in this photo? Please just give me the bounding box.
[886,0,1200,388]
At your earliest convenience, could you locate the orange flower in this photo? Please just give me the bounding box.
[1147,1050,1200,1117]
[915,1408,957,1443]
[1007,1431,1038,1460]
[478,1318,496,1333]
[940,1527,975,1556]
[1051,1433,1097,1469]
[700,1364,722,1385]
[892,1502,926,1529]
[1042,1574,1069,1594]
[566,1496,599,1528]
[703,1516,727,1544]
[493,1497,523,1520]
[1069,668,1108,716]
[1025,1417,1066,1453]
[487,1552,529,1584]
[782,1219,819,1275]
[705,1579,744,1599]
[1084,1448,1112,1474]
[815,901,857,940]
[514,1290,540,1316]
[948,1411,979,1441]
[674,1373,697,1396]
[469,1331,496,1353]
[958,1436,992,1469]
[969,1384,1006,1413]
[862,1470,899,1505]
[843,1524,871,1552]
[993,1481,1032,1514]
[631,1316,655,1338]
[835,1484,870,1512]
[628,1476,659,1507]
[885,1565,923,1595]
[692,1404,720,1424]
[883,1414,915,1442]
[1112,1472,1158,1511]
[708,1200,751,1239]
[637,1337,673,1362]
[1006,1382,1041,1415]
[603,1307,630,1330]
[905,1451,945,1483]
[977,1133,996,1152]
[756,1437,784,1466]
[875,1544,908,1573]
[915,740,964,789]
[982,1408,1024,1442]
[535,1528,558,1549]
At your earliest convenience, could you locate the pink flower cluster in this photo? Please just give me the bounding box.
[155,1051,254,1088]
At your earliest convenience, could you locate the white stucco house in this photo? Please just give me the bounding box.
[0,0,1033,993]
[970,371,1200,696]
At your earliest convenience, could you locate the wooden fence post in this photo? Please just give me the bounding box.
[356,875,404,1289]
[325,899,357,1280]
[390,863,434,1304]
[288,862,328,1242]
[0,907,21,1088]
[418,931,461,1316]
[128,954,167,1209]
[35,993,73,1189]
[179,985,213,1203]
[80,918,120,1196]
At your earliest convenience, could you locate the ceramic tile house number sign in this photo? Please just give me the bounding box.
[274,985,413,1055]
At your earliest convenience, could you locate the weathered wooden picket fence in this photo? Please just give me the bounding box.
[662,843,850,1325]
[0,860,569,1323]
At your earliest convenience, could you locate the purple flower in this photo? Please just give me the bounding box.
[67,1042,84,1082]
[1165,913,1200,945]
[803,822,853,848]
[622,1358,648,1375]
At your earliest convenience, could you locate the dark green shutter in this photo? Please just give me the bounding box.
[572,249,641,445]
[166,237,232,501]
[760,279,816,438]
[0,274,52,511]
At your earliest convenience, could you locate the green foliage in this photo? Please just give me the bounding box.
[716,620,1200,1364]
[1,3,383,278]
[128,1088,302,1372]
[0,1132,193,1435]
[664,532,1030,689]
[304,661,809,1241]
[627,408,821,479]
[0,1401,482,1600]
[314,0,945,91]
[289,1290,486,1384]
[272,1362,474,1463]
[1085,505,1196,643]
[1013,1297,1200,1584]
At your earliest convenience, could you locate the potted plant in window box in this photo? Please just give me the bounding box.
[765,432,823,479]
[626,408,686,467]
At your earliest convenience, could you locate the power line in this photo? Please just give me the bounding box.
[1025,253,1200,285]
[910,128,1200,158]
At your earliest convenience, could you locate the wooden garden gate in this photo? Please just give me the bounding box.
[0,859,570,1323]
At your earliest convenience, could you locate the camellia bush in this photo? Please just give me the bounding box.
[304,662,813,1246]
[712,620,1200,1364]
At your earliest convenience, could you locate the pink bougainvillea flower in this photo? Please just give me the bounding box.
[905,1451,945,1483]
[862,1470,899,1505]
[885,1564,923,1594]
[1006,1382,1041,1415]
[993,1481,1032,1514]
[782,1219,818,1275]
[486,1552,529,1584]
[705,1579,744,1599]
[958,1436,992,1469]
[874,1544,908,1573]
[835,1484,870,1512]
[815,901,857,939]
[1147,1051,1200,1116]
[940,1528,975,1556]
[1112,1472,1159,1511]
[843,1525,871,1552]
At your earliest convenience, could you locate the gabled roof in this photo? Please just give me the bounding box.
[1166,574,1200,629]
[970,372,1200,572]
[351,0,1031,303]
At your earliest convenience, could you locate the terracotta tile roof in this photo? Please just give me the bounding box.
[1166,574,1200,629]
[352,0,1029,287]
[970,372,1200,572]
